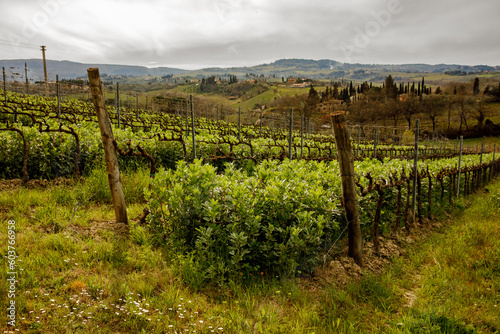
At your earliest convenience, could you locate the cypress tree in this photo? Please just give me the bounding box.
[473,77,480,95]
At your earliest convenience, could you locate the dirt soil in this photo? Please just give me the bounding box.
[302,218,445,291]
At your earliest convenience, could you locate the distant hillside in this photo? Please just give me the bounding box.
[185,58,499,81]
[0,59,188,81]
[0,58,498,82]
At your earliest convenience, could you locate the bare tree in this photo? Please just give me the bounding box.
[472,96,490,128]
[453,94,474,135]
[402,97,420,128]
[421,96,446,135]
[384,99,404,127]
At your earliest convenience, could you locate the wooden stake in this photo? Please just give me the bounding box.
[87,68,128,224]
[331,111,363,267]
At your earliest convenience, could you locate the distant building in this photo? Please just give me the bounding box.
[291,82,311,88]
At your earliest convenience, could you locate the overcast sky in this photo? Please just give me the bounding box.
[0,0,499,69]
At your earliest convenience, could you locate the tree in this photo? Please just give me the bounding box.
[332,82,339,99]
[402,97,420,128]
[453,94,474,135]
[473,96,489,128]
[473,77,480,95]
[384,75,397,100]
[422,95,446,135]
[384,99,403,127]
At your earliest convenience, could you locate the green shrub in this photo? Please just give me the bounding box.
[146,159,340,284]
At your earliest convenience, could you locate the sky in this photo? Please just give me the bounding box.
[0,0,499,70]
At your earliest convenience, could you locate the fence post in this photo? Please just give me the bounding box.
[480,142,484,165]
[457,135,463,198]
[2,67,6,104]
[357,126,361,157]
[260,110,263,137]
[25,62,29,95]
[216,105,219,125]
[301,113,304,159]
[289,107,293,160]
[238,106,241,140]
[491,144,496,180]
[412,120,420,218]
[185,99,189,138]
[56,75,61,119]
[116,83,121,128]
[190,95,196,159]
[136,95,139,117]
[331,111,363,267]
[87,68,128,224]
[373,126,378,158]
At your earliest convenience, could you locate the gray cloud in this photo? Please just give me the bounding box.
[0,0,499,69]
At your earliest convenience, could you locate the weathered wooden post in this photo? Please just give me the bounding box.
[331,111,363,267]
[87,68,128,224]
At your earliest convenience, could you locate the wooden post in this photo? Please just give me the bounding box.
[260,110,263,137]
[331,111,363,267]
[87,68,128,224]
[25,62,29,95]
[185,100,189,137]
[300,113,304,159]
[412,120,419,217]
[289,107,293,160]
[190,95,196,159]
[238,106,241,140]
[41,46,49,98]
[2,67,6,104]
[116,83,120,128]
[492,144,496,180]
[457,135,463,198]
[56,75,61,119]
[357,126,361,157]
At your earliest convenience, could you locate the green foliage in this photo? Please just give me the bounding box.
[146,159,340,284]
[399,312,480,334]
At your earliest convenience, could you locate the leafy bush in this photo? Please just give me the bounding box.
[146,159,341,284]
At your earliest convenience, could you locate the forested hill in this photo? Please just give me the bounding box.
[0,57,498,81]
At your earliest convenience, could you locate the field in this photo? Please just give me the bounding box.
[1,89,500,333]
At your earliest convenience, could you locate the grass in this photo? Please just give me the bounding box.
[1,167,500,333]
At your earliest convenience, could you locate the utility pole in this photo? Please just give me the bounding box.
[41,46,49,98]
[2,67,6,103]
[25,62,29,94]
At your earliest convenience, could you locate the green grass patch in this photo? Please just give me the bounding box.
[1,168,500,333]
